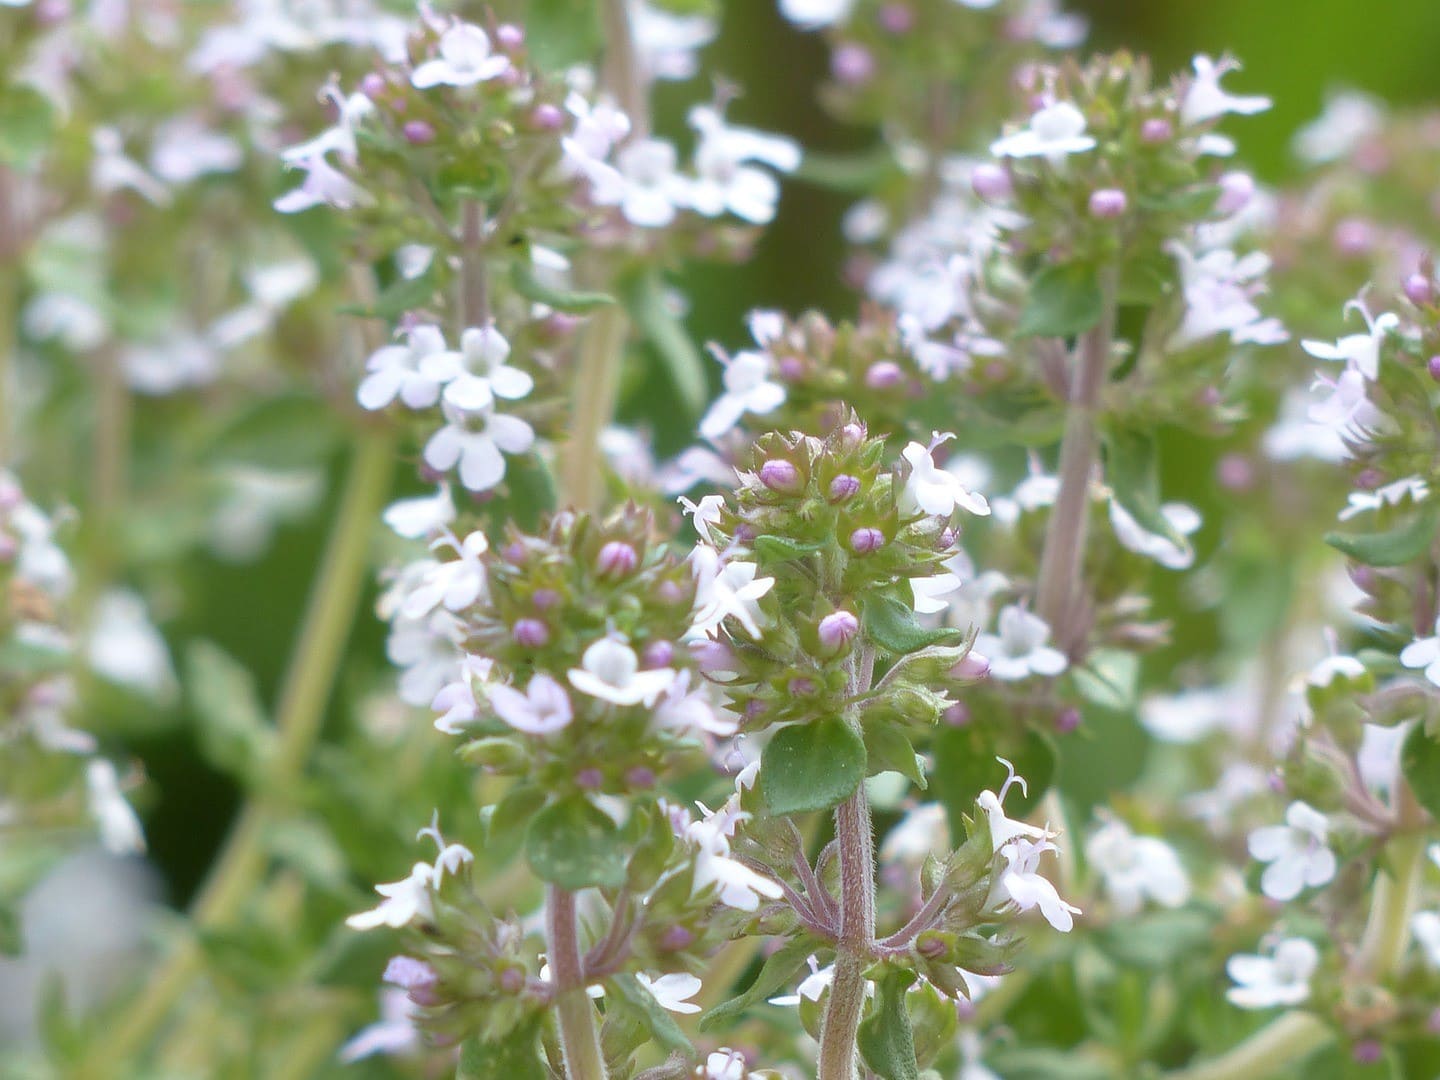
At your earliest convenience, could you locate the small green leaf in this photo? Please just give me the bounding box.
[858,968,920,1080]
[1325,499,1440,568]
[185,641,276,782]
[793,145,898,193]
[699,936,818,1031]
[1402,724,1440,821]
[511,260,615,314]
[457,1019,546,1080]
[1016,263,1103,339]
[525,795,627,890]
[0,85,56,169]
[862,594,963,655]
[864,725,927,789]
[625,271,707,416]
[754,534,825,561]
[608,973,695,1055]
[1105,427,1190,551]
[483,785,547,866]
[338,269,438,320]
[761,719,867,816]
[1072,649,1140,713]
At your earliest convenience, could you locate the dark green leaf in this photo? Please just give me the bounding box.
[186,641,276,783]
[511,260,615,314]
[699,936,818,1031]
[525,795,627,890]
[483,785,548,866]
[1403,724,1440,821]
[1105,427,1190,551]
[625,271,707,416]
[862,594,963,655]
[1325,499,1440,568]
[608,973,695,1055]
[794,145,899,193]
[761,718,867,816]
[858,968,920,1080]
[457,1019,546,1080]
[864,725,927,789]
[932,727,1053,836]
[1072,649,1140,713]
[1016,263,1103,339]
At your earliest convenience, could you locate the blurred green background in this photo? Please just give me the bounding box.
[135,0,1440,907]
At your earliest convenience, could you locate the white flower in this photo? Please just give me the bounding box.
[992,837,1080,931]
[86,759,146,855]
[1302,307,1398,381]
[279,86,373,167]
[1293,91,1383,164]
[358,325,450,411]
[1337,476,1428,522]
[411,23,510,89]
[423,404,535,493]
[1358,721,1409,797]
[1307,367,1389,437]
[1412,911,1440,969]
[700,1049,762,1080]
[910,572,961,615]
[690,547,774,639]
[768,955,838,1006]
[565,91,632,161]
[422,324,534,412]
[942,549,1009,635]
[87,590,176,702]
[431,653,493,734]
[976,757,1053,852]
[632,1,716,82]
[1084,819,1190,916]
[339,989,419,1063]
[1226,937,1318,1009]
[387,610,464,708]
[1401,615,1440,687]
[1247,801,1336,901]
[699,348,786,441]
[974,606,1067,681]
[346,863,435,930]
[150,116,243,184]
[1166,242,1285,350]
[568,639,675,707]
[880,803,950,867]
[1182,55,1271,126]
[91,128,170,206]
[675,800,784,912]
[415,814,475,885]
[383,485,456,540]
[273,149,369,213]
[120,331,222,396]
[1107,500,1200,570]
[687,105,800,225]
[654,672,736,738]
[488,673,574,735]
[899,440,991,518]
[990,101,1096,161]
[636,972,702,1013]
[678,494,726,544]
[399,530,489,619]
[568,136,690,228]
[1306,653,1365,689]
[777,0,855,28]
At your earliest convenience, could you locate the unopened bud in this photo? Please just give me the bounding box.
[512,618,550,648]
[498,967,526,994]
[1216,453,1254,492]
[1054,706,1081,734]
[495,23,524,50]
[878,2,914,33]
[818,610,860,651]
[659,925,695,951]
[625,766,656,789]
[693,639,737,675]
[971,163,1012,203]
[1352,1041,1383,1065]
[850,527,885,554]
[951,653,990,682]
[1429,356,1440,382]
[1406,273,1435,306]
[832,43,875,85]
[1333,218,1374,256]
[864,360,905,389]
[759,458,803,493]
[360,72,386,99]
[829,474,861,502]
[403,120,436,145]
[576,767,604,790]
[597,541,639,576]
[1215,171,1254,215]
[1140,117,1173,143]
[532,588,560,611]
[642,640,674,668]
[1088,188,1127,218]
[531,103,564,131]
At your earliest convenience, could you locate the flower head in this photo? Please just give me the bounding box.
[568,638,676,707]
[1247,801,1336,901]
[488,673,574,735]
[990,101,1096,162]
[974,606,1066,681]
[411,23,510,89]
[1226,937,1318,1009]
[1182,55,1271,127]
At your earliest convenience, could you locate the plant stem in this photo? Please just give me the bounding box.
[1163,1012,1331,1080]
[1032,269,1118,650]
[546,885,608,1080]
[459,200,488,329]
[560,304,627,513]
[1355,822,1426,978]
[74,426,394,1076]
[599,0,649,139]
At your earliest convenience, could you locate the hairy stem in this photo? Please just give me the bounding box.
[547,886,608,1080]
[1163,1012,1331,1080]
[75,427,393,1075]
[1032,269,1118,649]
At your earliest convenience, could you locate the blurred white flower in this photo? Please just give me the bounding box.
[1226,937,1317,1009]
[1247,801,1336,901]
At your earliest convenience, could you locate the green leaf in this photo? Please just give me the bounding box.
[511,260,615,314]
[983,1048,1114,1080]
[608,974,695,1055]
[1325,499,1440,568]
[1072,649,1140,713]
[1095,906,1217,970]
[932,727,1053,836]
[625,271,707,416]
[699,936,818,1031]
[0,85,56,169]
[525,795,627,890]
[0,902,19,956]
[483,785,548,866]
[1403,724,1440,820]
[525,0,604,71]
[861,594,963,655]
[761,718,867,816]
[185,641,276,783]
[1104,427,1190,551]
[205,393,341,468]
[457,1019,546,1080]
[1016,263,1103,339]
[793,145,899,193]
[858,968,920,1080]
[754,534,825,561]
[864,724,927,789]
[338,268,438,320]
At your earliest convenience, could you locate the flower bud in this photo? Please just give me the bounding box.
[1352,1041,1383,1065]
[839,422,867,447]
[864,360,904,389]
[403,120,436,145]
[849,527,885,554]
[693,639,737,675]
[597,541,639,577]
[759,458,803,493]
[879,2,913,32]
[659,925,695,951]
[789,676,816,696]
[496,23,524,50]
[916,932,948,960]
[532,588,560,610]
[1140,117,1173,143]
[1215,171,1254,215]
[1429,356,1440,382]
[778,355,805,380]
[970,163,1012,203]
[512,618,550,648]
[831,43,875,85]
[829,474,861,502]
[658,579,688,605]
[642,640,674,668]
[942,702,971,726]
[1333,218,1373,256]
[625,766,656,789]
[531,103,564,131]
[1429,1007,1440,1035]
[1088,188,1127,219]
[1407,273,1436,306]
[1355,467,1385,490]
[951,653,990,682]
[498,967,526,994]
[818,610,860,651]
[1054,706,1081,734]
[1216,453,1254,492]
[576,767,604,790]
[360,72,386,100]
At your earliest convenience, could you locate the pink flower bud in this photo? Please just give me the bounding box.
[496,23,524,49]
[818,610,860,650]
[1355,467,1385,490]
[942,702,971,726]
[403,120,436,145]
[829,474,861,502]
[531,103,564,131]
[625,766,656,789]
[759,458,803,493]
[1140,117,1173,143]
[951,653,990,681]
[789,676,816,696]
[1054,706,1081,734]
[971,163,1012,203]
[1405,273,1435,306]
[642,640,674,668]
[839,422,867,447]
[778,355,805,380]
[864,360,905,389]
[916,934,948,959]
[831,43,875,85]
[693,639,737,675]
[878,2,914,32]
[512,618,550,648]
[1088,188,1127,219]
[1352,1041,1382,1065]
[659,925,695,951]
[1216,453,1254,492]
[849,527,885,554]
[1429,356,1440,382]
[503,542,526,562]
[360,73,386,99]
[658,579,688,605]
[532,588,560,611]
[597,541,639,576]
[1428,1007,1440,1035]
[1333,217,1374,256]
[576,767,604,790]
[1215,171,1254,215]
[498,967,526,994]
